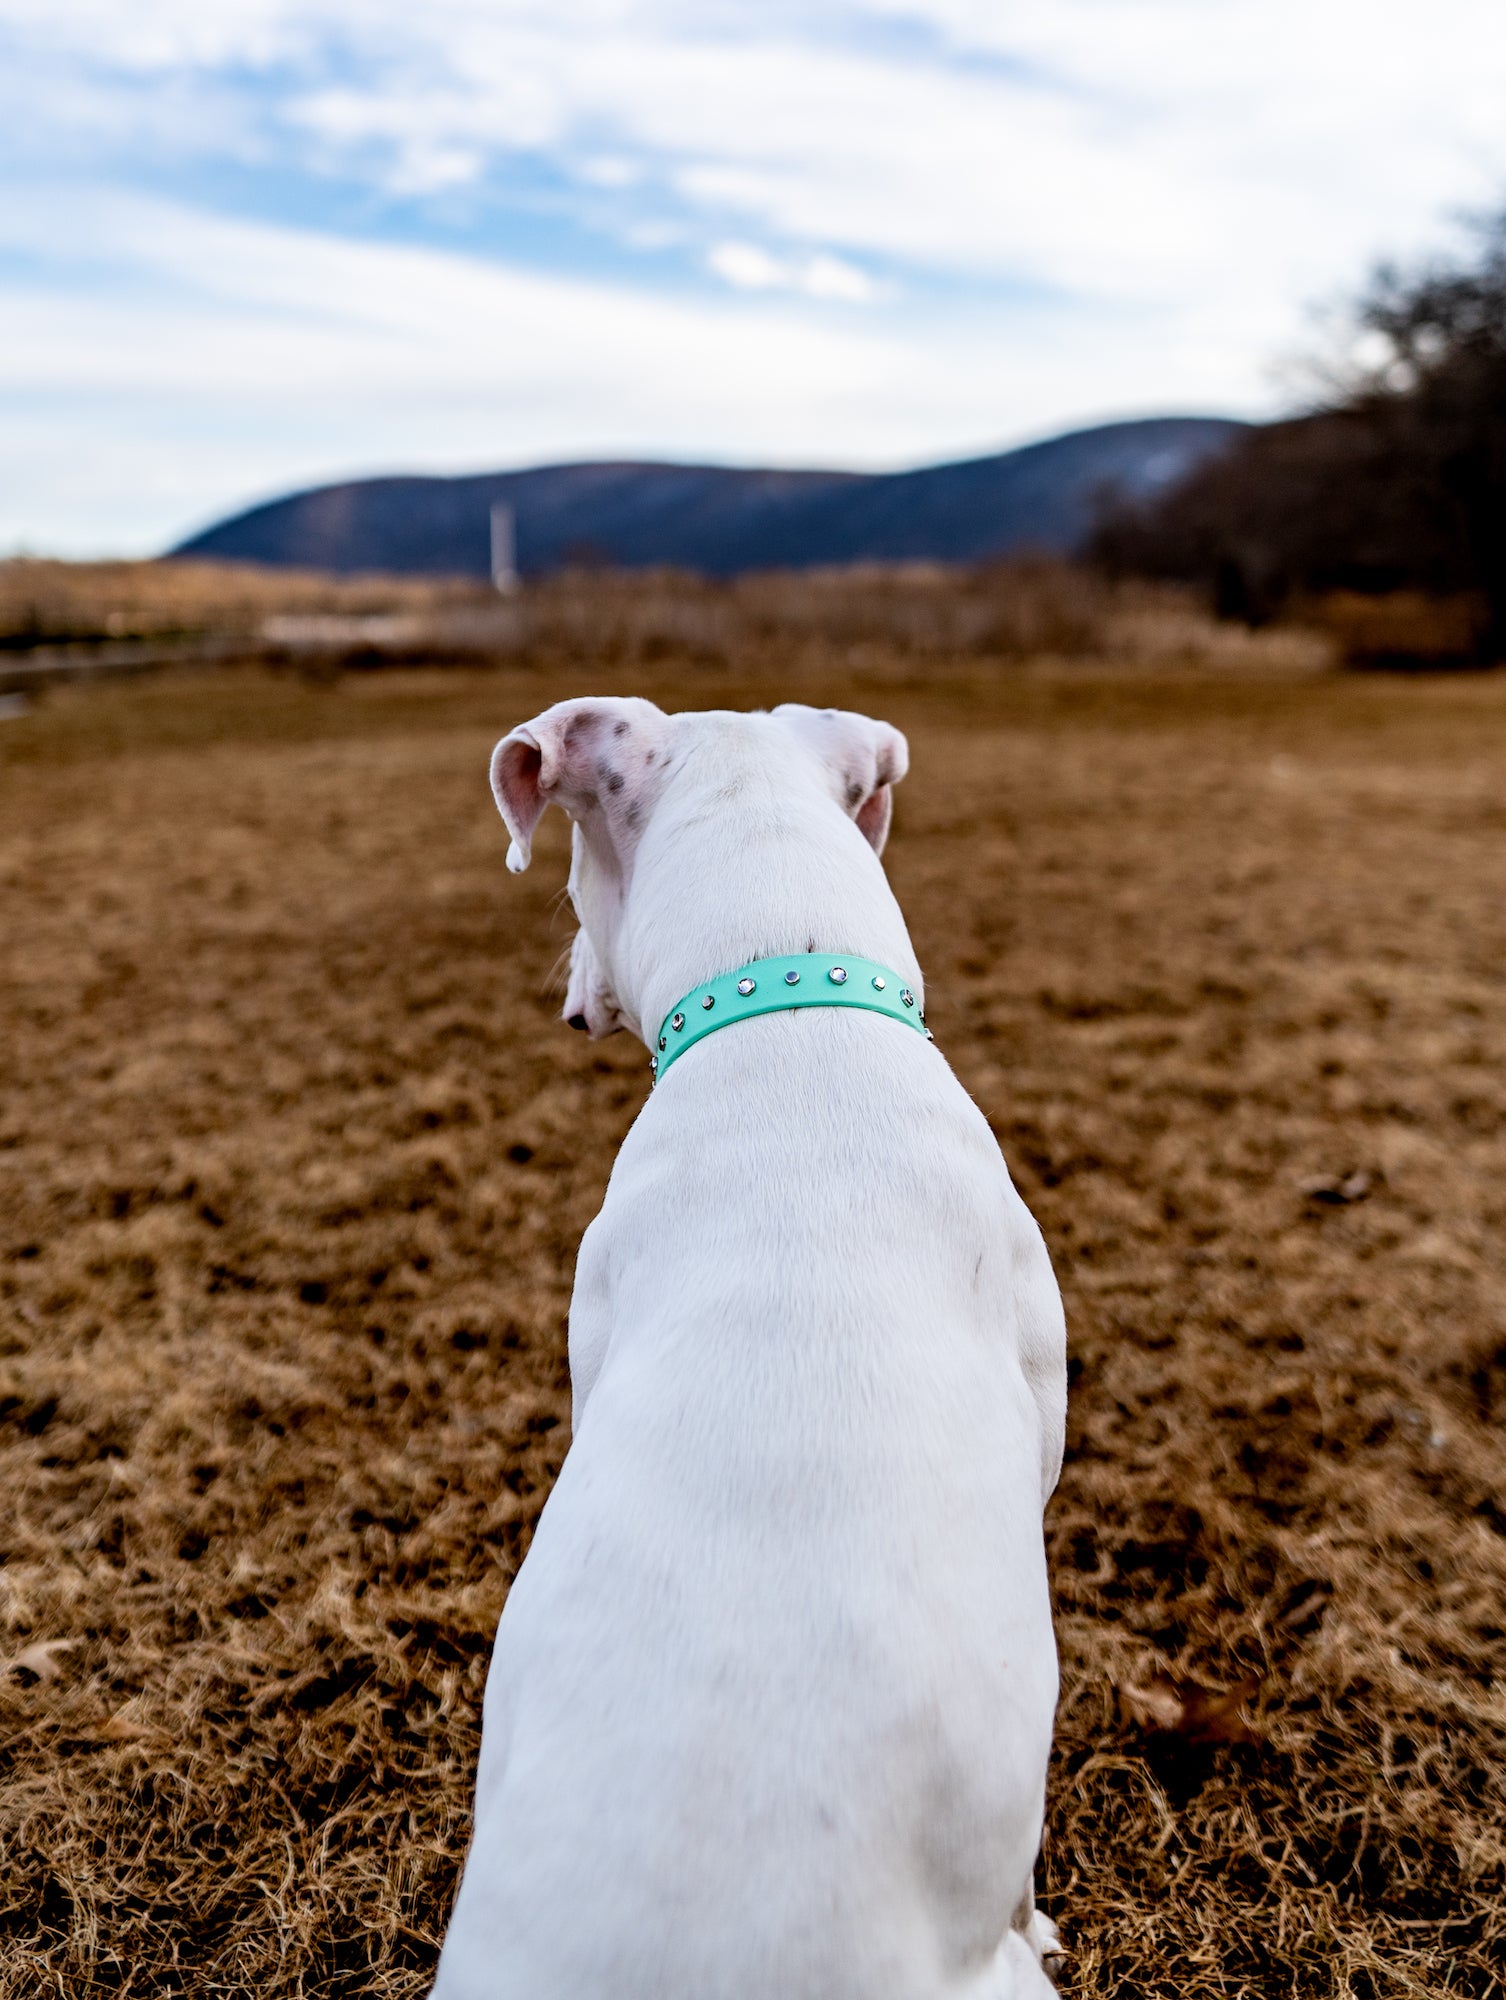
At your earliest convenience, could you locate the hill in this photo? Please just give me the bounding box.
[173,418,1244,578]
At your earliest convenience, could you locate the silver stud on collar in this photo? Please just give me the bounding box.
[654,955,929,1085]
[649,1054,658,1077]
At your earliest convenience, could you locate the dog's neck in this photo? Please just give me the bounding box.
[615,768,921,1049]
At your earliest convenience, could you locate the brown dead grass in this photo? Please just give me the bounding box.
[1,554,1332,676]
[2,647,1505,1997]
[0,558,488,647]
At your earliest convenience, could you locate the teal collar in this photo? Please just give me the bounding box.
[650,952,930,1084]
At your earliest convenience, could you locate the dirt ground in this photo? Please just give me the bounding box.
[2,651,1505,1998]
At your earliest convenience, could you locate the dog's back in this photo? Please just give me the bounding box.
[433,704,1067,1998]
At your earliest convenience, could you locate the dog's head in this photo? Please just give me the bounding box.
[490,698,908,1041]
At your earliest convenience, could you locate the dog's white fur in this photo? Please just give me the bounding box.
[432,699,1067,1999]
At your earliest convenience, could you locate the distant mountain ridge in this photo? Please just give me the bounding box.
[174,417,1246,578]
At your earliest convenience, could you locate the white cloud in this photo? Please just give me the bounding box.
[579,155,642,190]
[14,1,1504,298]
[802,254,875,304]
[0,185,1268,555]
[3,1,1506,550]
[707,241,875,301]
[0,190,909,551]
[707,241,789,290]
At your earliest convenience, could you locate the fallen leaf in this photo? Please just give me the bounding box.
[1117,1673,1184,1732]
[1177,1676,1263,1746]
[1119,1670,1262,1746]
[96,1709,153,1743]
[8,1638,78,1684]
[1299,1170,1374,1205]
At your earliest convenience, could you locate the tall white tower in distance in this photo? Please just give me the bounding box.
[490,502,519,594]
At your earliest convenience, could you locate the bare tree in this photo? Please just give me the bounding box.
[1094,210,1506,661]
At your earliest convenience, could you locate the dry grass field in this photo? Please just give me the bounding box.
[2,641,1505,1998]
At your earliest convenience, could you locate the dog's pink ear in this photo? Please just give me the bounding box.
[490,697,669,873]
[854,778,895,854]
[491,725,549,873]
[772,705,909,856]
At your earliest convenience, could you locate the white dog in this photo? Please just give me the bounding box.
[432,698,1067,1999]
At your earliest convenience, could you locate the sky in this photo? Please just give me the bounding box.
[4,1,1506,556]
